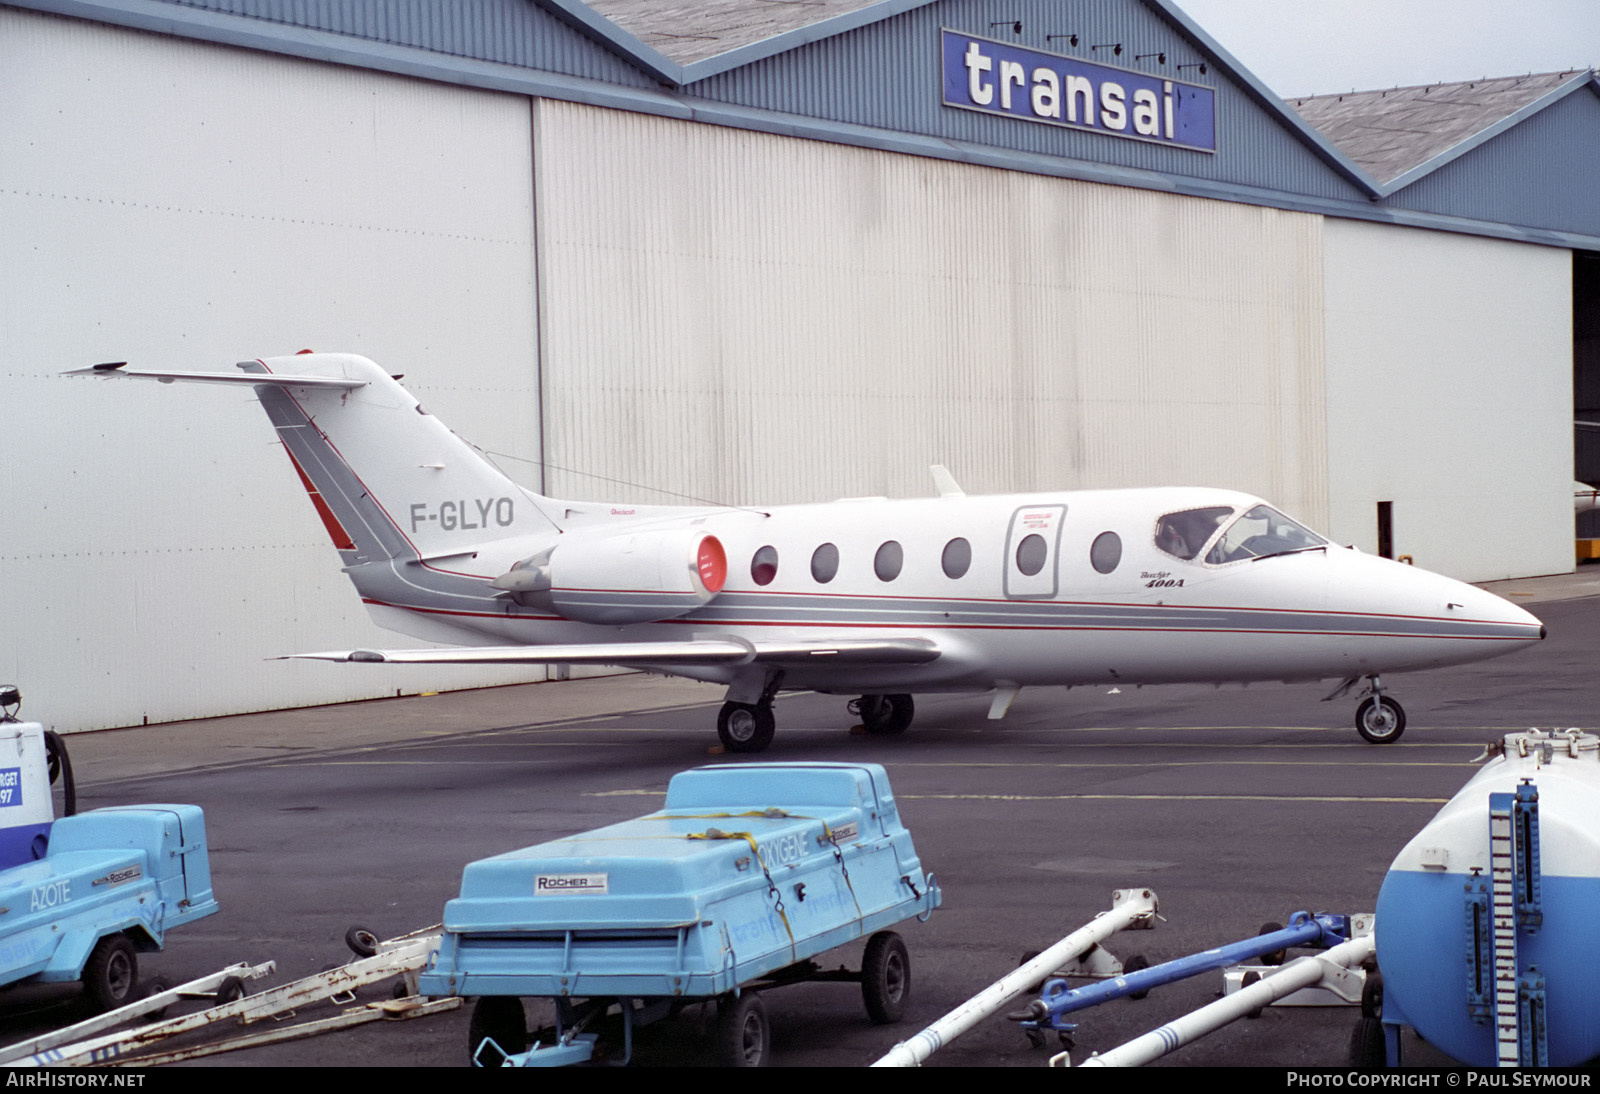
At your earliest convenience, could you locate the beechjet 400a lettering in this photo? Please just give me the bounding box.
[69,353,1545,752]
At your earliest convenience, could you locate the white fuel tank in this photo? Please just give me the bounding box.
[1374,728,1600,1066]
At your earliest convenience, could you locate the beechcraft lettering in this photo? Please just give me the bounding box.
[70,354,1544,755]
[408,497,515,533]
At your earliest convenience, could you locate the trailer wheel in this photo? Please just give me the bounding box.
[214,975,246,1005]
[715,991,769,1067]
[344,925,380,958]
[1257,922,1287,965]
[83,934,137,1013]
[862,930,910,1024]
[1350,1015,1387,1068]
[1124,954,1152,999]
[469,996,529,1062]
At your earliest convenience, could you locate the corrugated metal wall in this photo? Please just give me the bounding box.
[534,100,1329,528]
[1323,219,1572,581]
[1,9,546,730]
[135,0,661,86]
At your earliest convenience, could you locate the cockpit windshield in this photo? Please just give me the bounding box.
[1155,507,1233,561]
[1204,505,1327,564]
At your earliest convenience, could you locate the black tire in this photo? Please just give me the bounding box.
[861,930,911,1024]
[1124,953,1152,999]
[717,702,775,753]
[469,996,529,1062]
[715,991,770,1067]
[1241,970,1265,1019]
[1350,1015,1387,1068]
[141,975,172,1021]
[1355,697,1406,744]
[345,925,381,958]
[214,975,246,1005]
[1017,948,1047,993]
[83,934,137,1013]
[43,730,76,817]
[1257,922,1287,966]
[862,694,915,735]
[1361,968,1384,1020]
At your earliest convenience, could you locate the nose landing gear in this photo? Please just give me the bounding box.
[1326,675,1407,744]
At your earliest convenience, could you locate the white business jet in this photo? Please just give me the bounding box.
[69,353,1544,752]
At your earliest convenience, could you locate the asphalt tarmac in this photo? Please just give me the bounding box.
[9,577,1596,1068]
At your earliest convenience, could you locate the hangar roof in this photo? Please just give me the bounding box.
[13,0,1600,247]
[1291,70,1594,185]
[589,0,882,65]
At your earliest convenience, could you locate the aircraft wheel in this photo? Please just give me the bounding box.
[860,694,914,735]
[715,991,770,1067]
[861,930,910,1024]
[1355,697,1406,744]
[718,702,775,753]
[83,934,138,1013]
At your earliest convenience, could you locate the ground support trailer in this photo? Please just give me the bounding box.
[0,707,218,1012]
[418,762,941,1066]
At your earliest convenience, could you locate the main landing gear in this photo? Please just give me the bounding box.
[717,701,776,753]
[1325,674,1407,744]
[850,694,915,736]
[715,688,918,754]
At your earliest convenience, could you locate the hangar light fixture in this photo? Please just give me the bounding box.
[1091,43,1123,56]
[990,20,1022,34]
[1135,51,1167,65]
[1177,61,1208,75]
[1045,33,1079,46]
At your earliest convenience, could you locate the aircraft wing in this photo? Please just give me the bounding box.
[284,637,940,667]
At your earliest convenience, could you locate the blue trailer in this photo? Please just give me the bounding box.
[0,690,219,1011]
[419,761,941,1066]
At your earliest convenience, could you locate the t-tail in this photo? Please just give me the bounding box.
[67,353,553,568]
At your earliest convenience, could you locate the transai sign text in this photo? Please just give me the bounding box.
[941,30,1216,153]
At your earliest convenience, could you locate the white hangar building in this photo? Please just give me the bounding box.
[4,0,1597,730]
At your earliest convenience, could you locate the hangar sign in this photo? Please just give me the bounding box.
[941,30,1216,153]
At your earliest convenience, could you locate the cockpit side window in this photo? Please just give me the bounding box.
[1155,507,1233,561]
[1205,505,1327,564]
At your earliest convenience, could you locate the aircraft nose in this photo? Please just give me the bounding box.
[1455,581,1544,641]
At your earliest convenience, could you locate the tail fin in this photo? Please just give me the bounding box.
[68,354,551,565]
[243,353,548,564]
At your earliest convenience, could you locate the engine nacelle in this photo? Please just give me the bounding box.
[494,530,727,625]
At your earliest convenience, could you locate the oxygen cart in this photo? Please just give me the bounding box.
[0,686,219,1011]
[418,762,940,1067]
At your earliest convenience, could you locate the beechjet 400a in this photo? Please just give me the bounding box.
[69,353,1545,752]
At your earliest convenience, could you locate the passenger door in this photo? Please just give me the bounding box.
[1003,504,1066,598]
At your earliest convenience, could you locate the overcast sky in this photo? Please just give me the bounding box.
[1176,0,1599,99]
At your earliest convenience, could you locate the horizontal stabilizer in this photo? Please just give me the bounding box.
[63,364,365,390]
[283,637,940,668]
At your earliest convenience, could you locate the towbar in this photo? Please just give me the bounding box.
[1071,934,1375,1067]
[1018,910,1349,1034]
[872,888,1158,1068]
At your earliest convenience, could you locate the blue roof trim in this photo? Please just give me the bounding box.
[1378,72,1600,196]
[532,0,681,85]
[13,0,1597,250]
[1140,0,1380,197]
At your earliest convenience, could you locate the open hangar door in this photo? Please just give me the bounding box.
[1576,251,1600,540]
